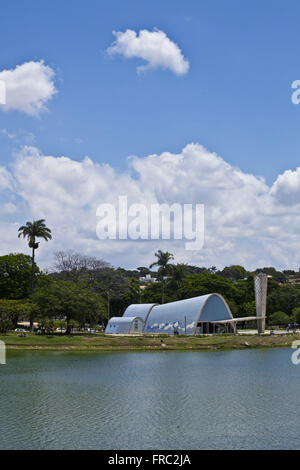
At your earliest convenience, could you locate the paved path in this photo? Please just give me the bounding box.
[238,329,299,335]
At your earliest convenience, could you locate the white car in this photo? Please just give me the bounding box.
[15,328,27,332]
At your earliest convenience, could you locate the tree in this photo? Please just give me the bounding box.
[209,266,218,274]
[255,267,286,284]
[137,266,151,277]
[18,219,52,329]
[88,267,131,317]
[123,278,143,306]
[185,265,213,275]
[34,280,106,334]
[267,285,300,316]
[219,265,247,281]
[52,252,134,318]
[178,273,237,303]
[292,307,300,324]
[0,253,50,301]
[38,317,55,335]
[0,253,34,299]
[149,250,174,304]
[168,263,189,290]
[243,301,256,317]
[142,280,173,305]
[52,250,109,283]
[0,311,12,333]
[268,311,290,326]
[0,299,32,331]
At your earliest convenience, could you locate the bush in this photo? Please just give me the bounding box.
[292,307,300,324]
[268,311,290,326]
[0,313,13,333]
[38,318,55,335]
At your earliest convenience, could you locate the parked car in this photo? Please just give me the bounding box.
[15,328,27,332]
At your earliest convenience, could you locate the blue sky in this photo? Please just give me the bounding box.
[1,0,300,270]
[1,0,300,180]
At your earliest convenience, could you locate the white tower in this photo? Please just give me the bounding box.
[254,272,268,334]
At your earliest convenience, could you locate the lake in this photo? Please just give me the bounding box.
[0,348,299,449]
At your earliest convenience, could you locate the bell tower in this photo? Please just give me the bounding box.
[254,272,268,334]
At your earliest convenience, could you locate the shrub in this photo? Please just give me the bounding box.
[268,311,290,326]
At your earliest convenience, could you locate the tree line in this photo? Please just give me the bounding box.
[0,219,300,333]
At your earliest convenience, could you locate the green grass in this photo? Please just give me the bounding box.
[0,331,299,352]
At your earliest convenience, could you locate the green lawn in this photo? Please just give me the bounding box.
[0,331,299,352]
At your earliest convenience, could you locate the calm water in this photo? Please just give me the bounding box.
[0,348,300,449]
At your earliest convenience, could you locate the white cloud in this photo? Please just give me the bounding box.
[270,167,300,206]
[107,29,189,75]
[2,202,18,214]
[1,143,300,271]
[1,128,36,144]
[0,166,13,191]
[1,129,16,140]
[0,60,57,116]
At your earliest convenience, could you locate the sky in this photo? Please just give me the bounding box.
[1,0,300,271]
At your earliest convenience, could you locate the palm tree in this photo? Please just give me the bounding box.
[149,250,174,304]
[18,219,52,329]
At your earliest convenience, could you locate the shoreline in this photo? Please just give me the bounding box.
[1,332,299,352]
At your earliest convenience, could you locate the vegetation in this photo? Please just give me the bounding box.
[293,307,300,324]
[219,265,247,280]
[33,280,106,334]
[0,253,35,299]
[0,299,32,331]
[149,250,174,303]
[1,331,299,352]
[268,311,290,326]
[18,219,52,329]
[1,220,300,338]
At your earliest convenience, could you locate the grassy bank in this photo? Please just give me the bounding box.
[0,331,299,352]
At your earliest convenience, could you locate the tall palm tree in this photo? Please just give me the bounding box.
[149,250,174,304]
[18,219,52,329]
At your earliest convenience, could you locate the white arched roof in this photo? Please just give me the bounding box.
[144,294,233,335]
[123,303,158,322]
[105,316,144,334]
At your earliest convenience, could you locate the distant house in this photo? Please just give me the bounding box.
[287,275,300,286]
[139,273,157,283]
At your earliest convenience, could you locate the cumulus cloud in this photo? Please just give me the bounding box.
[2,202,18,214]
[0,60,57,116]
[1,143,300,271]
[1,129,16,140]
[270,167,300,206]
[107,29,189,75]
[0,166,14,191]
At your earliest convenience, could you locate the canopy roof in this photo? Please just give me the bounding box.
[123,303,158,322]
[105,316,144,334]
[209,316,265,324]
[144,293,234,335]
